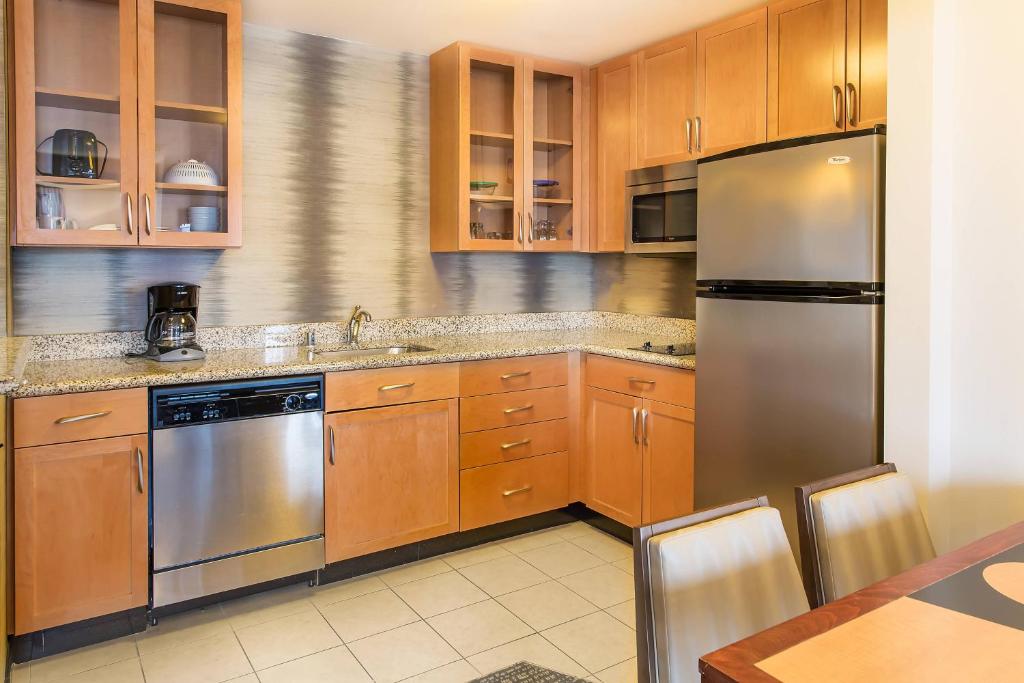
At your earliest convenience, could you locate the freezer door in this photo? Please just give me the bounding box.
[695,296,882,551]
[697,133,884,284]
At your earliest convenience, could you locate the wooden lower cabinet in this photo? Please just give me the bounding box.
[642,400,696,525]
[14,435,148,634]
[460,451,569,531]
[324,400,459,562]
[585,387,644,526]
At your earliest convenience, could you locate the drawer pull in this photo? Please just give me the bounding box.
[503,404,534,415]
[627,377,656,386]
[379,382,415,391]
[500,438,532,450]
[500,371,532,380]
[54,410,112,425]
[503,485,533,497]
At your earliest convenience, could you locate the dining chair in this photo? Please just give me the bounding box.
[795,463,936,608]
[634,497,809,683]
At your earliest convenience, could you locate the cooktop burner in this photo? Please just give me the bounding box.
[629,341,695,356]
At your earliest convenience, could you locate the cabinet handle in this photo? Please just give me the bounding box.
[528,212,534,243]
[503,485,533,497]
[517,212,524,244]
[328,425,336,465]
[832,85,843,129]
[632,407,640,444]
[846,82,857,127]
[641,408,650,446]
[500,438,532,450]
[501,371,531,380]
[503,404,534,415]
[695,117,703,153]
[144,193,153,235]
[379,382,415,391]
[628,377,656,386]
[55,410,111,425]
[136,447,145,494]
[126,192,134,235]
[685,118,693,154]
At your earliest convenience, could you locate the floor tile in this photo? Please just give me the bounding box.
[256,645,371,683]
[30,636,138,682]
[605,600,636,630]
[458,555,549,596]
[551,521,593,540]
[559,564,635,608]
[347,621,460,683]
[595,657,639,683]
[136,605,231,656]
[220,583,316,630]
[394,571,489,618]
[468,634,589,679]
[496,581,598,631]
[311,575,388,609]
[499,529,567,555]
[518,541,605,579]
[378,559,452,587]
[442,542,512,570]
[140,631,253,683]
[542,612,636,674]
[568,529,633,563]
[398,659,480,682]
[10,664,29,683]
[66,658,145,683]
[235,609,341,671]
[319,588,420,642]
[611,558,634,576]
[226,676,259,683]
[427,600,533,657]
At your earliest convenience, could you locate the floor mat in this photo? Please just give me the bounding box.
[471,661,589,682]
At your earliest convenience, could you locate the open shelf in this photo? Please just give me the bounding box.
[35,175,119,189]
[156,100,228,124]
[35,87,120,114]
[470,194,514,203]
[156,182,228,194]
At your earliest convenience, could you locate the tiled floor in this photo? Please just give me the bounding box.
[12,522,639,683]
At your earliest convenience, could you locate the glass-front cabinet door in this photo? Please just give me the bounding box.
[524,59,581,252]
[12,0,139,246]
[138,0,241,248]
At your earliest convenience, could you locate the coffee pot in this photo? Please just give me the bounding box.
[143,283,206,362]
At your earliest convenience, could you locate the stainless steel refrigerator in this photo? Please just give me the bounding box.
[695,128,885,550]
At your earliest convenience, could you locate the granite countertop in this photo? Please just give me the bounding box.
[12,327,695,398]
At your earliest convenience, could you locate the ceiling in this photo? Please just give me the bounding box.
[241,0,762,64]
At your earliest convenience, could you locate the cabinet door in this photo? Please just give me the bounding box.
[696,8,768,157]
[637,33,697,166]
[585,387,643,526]
[641,400,695,525]
[593,54,636,253]
[768,0,847,140]
[137,0,242,248]
[846,0,887,129]
[325,400,459,562]
[12,0,139,246]
[15,435,148,634]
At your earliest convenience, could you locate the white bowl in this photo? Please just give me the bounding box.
[165,160,219,186]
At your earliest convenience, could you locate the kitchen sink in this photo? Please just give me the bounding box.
[311,344,435,360]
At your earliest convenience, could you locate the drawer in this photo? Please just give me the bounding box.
[460,354,568,397]
[460,451,569,530]
[14,388,148,448]
[460,418,569,469]
[326,363,459,412]
[459,385,568,433]
[586,354,695,407]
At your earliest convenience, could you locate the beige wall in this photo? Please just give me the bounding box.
[887,0,1024,551]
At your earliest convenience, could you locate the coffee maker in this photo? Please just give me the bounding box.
[144,283,206,362]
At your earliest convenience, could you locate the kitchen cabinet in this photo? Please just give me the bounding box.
[636,33,697,166]
[845,0,888,129]
[592,53,636,252]
[14,435,148,634]
[585,387,644,526]
[696,8,769,156]
[10,0,242,248]
[324,400,459,562]
[430,43,583,252]
[641,400,695,524]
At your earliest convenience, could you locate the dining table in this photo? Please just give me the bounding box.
[699,520,1024,682]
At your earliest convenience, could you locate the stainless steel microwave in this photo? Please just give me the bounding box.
[625,160,698,254]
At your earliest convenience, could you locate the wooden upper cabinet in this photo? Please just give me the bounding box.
[696,8,768,156]
[846,0,887,129]
[636,33,697,166]
[592,54,636,253]
[768,0,847,140]
[15,435,148,634]
[641,399,695,525]
[585,387,643,526]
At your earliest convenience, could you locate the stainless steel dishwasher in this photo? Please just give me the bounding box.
[150,375,325,609]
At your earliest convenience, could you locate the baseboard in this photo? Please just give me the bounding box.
[10,607,148,664]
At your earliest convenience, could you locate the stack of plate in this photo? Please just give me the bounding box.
[188,207,220,232]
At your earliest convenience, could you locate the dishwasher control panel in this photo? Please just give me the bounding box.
[152,375,324,429]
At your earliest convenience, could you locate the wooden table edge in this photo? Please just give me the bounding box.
[699,520,1024,682]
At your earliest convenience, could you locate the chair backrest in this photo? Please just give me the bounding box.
[634,497,809,683]
[795,463,936,607]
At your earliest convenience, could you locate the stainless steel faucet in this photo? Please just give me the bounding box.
[348,305,372,345]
